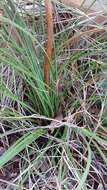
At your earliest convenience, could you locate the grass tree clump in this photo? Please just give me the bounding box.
[0,0,107,189]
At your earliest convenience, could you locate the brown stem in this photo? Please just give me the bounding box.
[44,0,53,90]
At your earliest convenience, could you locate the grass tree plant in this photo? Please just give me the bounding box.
[0,0,107,189]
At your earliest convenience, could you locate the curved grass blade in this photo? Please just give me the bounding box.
[76,140,91,190]
[93,141,107,165]
[0,129,45,168]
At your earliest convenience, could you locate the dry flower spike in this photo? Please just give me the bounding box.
[44,0,53,90]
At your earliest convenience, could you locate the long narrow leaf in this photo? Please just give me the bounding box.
[0,129,45,168]
[76,140,91,190]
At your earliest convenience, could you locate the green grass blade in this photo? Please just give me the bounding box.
[0,129,45,168]
[76,140,91,190]
[93,141,107,165]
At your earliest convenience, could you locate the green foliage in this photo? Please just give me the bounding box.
[0,0,107,189]
[0,129,45,168]
[0,0,60,118]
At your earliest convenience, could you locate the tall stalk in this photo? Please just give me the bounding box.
[44,0,53,90]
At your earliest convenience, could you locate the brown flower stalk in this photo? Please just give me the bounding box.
[44,0,53,90]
